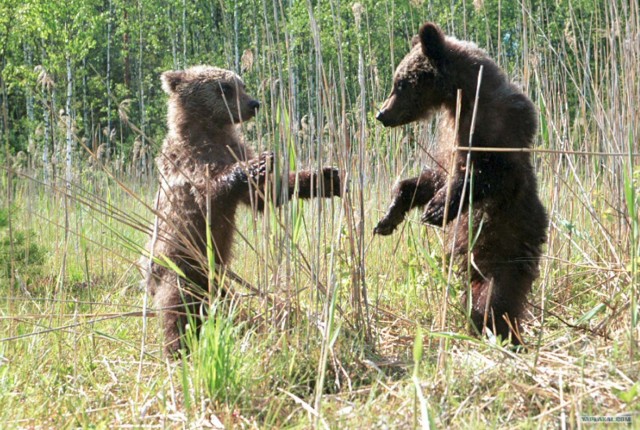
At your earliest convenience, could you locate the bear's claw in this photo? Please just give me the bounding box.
[373,219,397,236]
[421,202,444,226]
[244,151,275,183]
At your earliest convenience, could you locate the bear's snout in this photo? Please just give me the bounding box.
[376,108,397,127]
[249,99,260,111]
[376,94,402,127]
[376,109,388,124]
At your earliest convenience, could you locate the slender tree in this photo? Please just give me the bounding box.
[106,0,113,157]
[24,43,36,166]
[137,0,146,161]
[36,64,53,185]
[64,54,73,189]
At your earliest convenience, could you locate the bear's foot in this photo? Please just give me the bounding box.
[421,201,445,226]
[373,217,400,235]
[246,151,275,184]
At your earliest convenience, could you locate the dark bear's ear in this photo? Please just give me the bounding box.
[419,22,446,62]
[161,70,185,94]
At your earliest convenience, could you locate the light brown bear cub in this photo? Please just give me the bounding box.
[374,23,547,345]
[145,66,341,356]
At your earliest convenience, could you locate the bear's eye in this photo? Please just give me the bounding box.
[396,82,405,93]
[218,83,233,96]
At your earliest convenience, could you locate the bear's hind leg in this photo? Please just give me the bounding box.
[155,278,207,357]
[155,286,186,357]
[491,268,535,345]
[466,269,533,345]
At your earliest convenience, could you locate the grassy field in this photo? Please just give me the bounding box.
[1,3,639,429]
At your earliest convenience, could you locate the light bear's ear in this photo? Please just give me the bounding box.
[411,34,420,47]
[161,70,185,94]
[419,22,446,62]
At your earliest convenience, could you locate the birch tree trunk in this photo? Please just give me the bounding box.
[24,44,35,169]
[138,0,146,170]
[40,69,51,185]
[123,9,131,89]
[51,83,58,185]
[1,62,16,315]
[182,0,187,67]
[82,57,89,140]
[233,0,239,71]
[65,55,73,189]
[168,5,177,68]
[106,0,113,158]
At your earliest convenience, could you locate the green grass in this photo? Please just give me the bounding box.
[0,162,638,427]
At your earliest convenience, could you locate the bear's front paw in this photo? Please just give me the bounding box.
[321,167,342,197]
[421,202,445,226]
[373,218,398,236]
[246,151,275,183]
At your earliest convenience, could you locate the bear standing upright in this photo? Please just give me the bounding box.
[144,66,342,356]
[374,23,547,344]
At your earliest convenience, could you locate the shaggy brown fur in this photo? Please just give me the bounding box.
[374,23,547,345]
[143,66,342,356]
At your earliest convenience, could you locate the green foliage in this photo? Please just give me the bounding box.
[614,383,639,405]
[0,208,45,281]
[182,304,250,405]
[0,0,601,160]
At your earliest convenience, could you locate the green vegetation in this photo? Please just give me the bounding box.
[1,0,638,428]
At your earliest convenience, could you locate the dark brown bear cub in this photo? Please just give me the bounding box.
[144,66,342,356]
[374,23,547,345]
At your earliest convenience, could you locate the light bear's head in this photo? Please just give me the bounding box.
[161,65,260,125]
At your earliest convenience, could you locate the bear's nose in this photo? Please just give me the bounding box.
[376,109,387,122]
[249,100,261,110]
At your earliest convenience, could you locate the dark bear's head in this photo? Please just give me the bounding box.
[377,22,450,127]
[161,65,260,125]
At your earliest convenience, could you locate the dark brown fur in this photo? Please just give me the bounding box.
[143,66,341,356]
[374,23,547,345]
